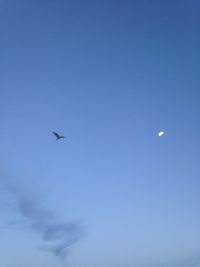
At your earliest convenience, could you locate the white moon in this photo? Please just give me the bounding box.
[158,131,164,137]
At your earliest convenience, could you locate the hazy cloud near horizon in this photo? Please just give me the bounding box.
[0,171,84,264]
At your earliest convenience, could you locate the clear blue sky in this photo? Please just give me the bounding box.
[0,1,200,266]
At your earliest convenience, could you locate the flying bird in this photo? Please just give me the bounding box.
[52,131,65,140]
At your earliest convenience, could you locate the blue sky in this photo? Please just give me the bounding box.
[0,1,200,266]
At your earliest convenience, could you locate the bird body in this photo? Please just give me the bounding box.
[52,131,65,140]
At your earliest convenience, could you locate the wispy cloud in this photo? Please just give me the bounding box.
[0,172,84,263]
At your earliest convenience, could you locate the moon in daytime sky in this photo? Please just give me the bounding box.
[158,131,165,137]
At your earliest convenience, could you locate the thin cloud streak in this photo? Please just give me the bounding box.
[0,172,84,262]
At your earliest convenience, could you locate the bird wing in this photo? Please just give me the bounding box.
[52,131,60,138]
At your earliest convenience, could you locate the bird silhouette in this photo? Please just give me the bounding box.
[52,131,65,140]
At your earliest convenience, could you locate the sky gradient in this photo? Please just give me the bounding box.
[0,1,200,267]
